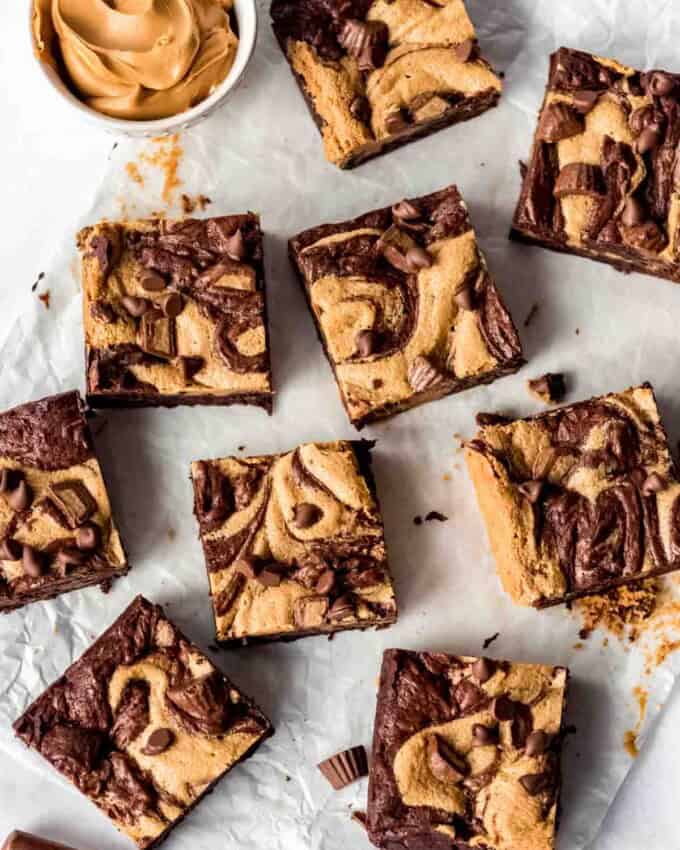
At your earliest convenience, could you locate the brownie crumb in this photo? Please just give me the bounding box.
[413,516,423,526]
[523,303,539,327]
[476,412,511,427]
[527,373,566,405]
[32,271,45,292]
[425,511,448,523]
[38,290,51,310]
[482,631,500,649]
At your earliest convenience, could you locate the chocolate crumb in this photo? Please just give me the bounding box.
[425,511,448,523]
[524,303,539,327]
[483,632,500,650]
[32,271,45,292]
[575,328,580,335]
[413,516,423,526]
[38,291,51,310]
[499,71,506,79]
[519,160,528,180]
[527,373,567,405]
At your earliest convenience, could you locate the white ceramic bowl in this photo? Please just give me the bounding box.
[29,0,258,137]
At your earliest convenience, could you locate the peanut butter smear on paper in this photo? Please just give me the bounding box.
[32,0,238,120]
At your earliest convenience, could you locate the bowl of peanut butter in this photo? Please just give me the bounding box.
[30,0,257,135]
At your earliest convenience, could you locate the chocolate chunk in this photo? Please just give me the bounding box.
[537,103,584,143]
[528,373,567,404]
[121,296,149,318]
[454,679,486,713]
[90,300,117,324]
[392,200,421,223]
[257,563,288,587]
[166,671,231,735]
[518,480,544,504]
[642,473,667,495]
[356,329,376,357]
[179,356,205,382]
[317,745,368,789]
[454,286,475,311]
[76,523,101,551]
[427,735,468,783]
[315,569,336,594]
[510,704,533,748]
[234,557,261,579]
[224,228,247,262]
[214,573,246,616]
[22,545,44,578]
[111,680,150,748]
[293,502,323,529]
[193,462,234,527]
[140,270,167,292]
[643,71,676,97]
[350,95,371,124]
[385,109,410,134]
[89,234,114,274]
[293,594,329,629]
[338,20,388,71]
[472,723,499,746]
[50,480,97,527]
[56,547,87,572]
[525,730,550,757]
[140,309,176,358]
[161,292,184,318]
[453,38,475,63]
[621,196,647,227]
[476,413,511,427]
[8,480,32,511]
[492,695,516,721]
[408,356,448,392]
[0,468,21,493]
[554,163,605,198]
[0,537,21,560]
[636,125,663,155]
[471,657,495,683]
[406,245,432,270]
[572,89,601,114]
[142,728,175,756]
[519,772,551,796]
[327,594,355,621]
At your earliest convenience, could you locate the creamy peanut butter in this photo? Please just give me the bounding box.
[33,0,239,120]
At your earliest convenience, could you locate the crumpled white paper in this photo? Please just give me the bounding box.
[2,1,680,849]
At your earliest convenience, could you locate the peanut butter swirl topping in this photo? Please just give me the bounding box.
[33,0,238,120]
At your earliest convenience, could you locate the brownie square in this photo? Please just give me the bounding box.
[511,47,680,284]
[78,215,273,410]
[367,649,569,850]
[0,391,127,612]
[271,0,502,169]
[290,186,524,429]
[465,384,680,607]
[190,439,397,645]
[14,596,273,849]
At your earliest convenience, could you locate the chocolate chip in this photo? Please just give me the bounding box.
[121,296,149,318]
[392,200,421,223]
[234,557,260,579]
[427,735,469,783]
[0,537,21,560]
[257,563,288,587]
[90,300,117,324]
[315,569,336,595]
[140,271,167,292]
[293,503,322,528]
[621,196,647,227]
[636,125,663,155]
[406,245,432,270]
[408,355,448,392]
[350,95,371,124]
[454,286,475,311]
[472,723,499,746]
[492,695,516,722]
[338,19,388,71]
[644,71,676,97]
[553,163,605,198]
[327,594,355,621]
[471,657,495,684]
[179,356,205,382]
[537,103,584,143]
[22,545,44,578]
[572,89,601,114]
[518,480,544,504]
[453,38,475,63]
[224,229,247,262]
[0,468,20,493]
[56,547,88,571]
[318,746,368,789]
[642,473,667,495]
[525,730,550,757]
[89,234,113,273]
[356,329,376,357]
[140,309,176,358]
[161,292,184,318]
[76,523,101,551]
[9,480,32,511]
[385,109,410,134]
[519,772,551,796]
[142,728,175,756]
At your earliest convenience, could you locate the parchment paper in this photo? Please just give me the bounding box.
[2,1,680,849]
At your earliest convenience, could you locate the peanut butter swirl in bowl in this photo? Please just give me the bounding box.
[31,0,255,133]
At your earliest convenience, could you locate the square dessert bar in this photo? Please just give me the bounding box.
[512,47,680,284]
[190,440,397,645]
[14,596,273,849]
[78,214,273,410]
[271,0,502,169]
[290,186,524,428]
[465,384,680,608]
[367,649,569,850]
[0,391,127,612]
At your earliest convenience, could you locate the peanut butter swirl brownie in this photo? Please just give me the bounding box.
[290,186,524,428]
[512,47,680,283]
[367,649,569,850]
[191,440,397,645]
[14,596,273,849]
[466,384,680,607]
[78,215,272,410]
[271,0,502,168]
[0,391,127,612]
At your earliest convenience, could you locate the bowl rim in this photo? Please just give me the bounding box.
[28,0,259,135]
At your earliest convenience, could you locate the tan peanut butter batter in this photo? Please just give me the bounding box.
[33,0,238,120]
[191,441,397,643]
[466,386,680,607]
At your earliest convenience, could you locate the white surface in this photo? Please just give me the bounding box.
[0,1,679,849]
